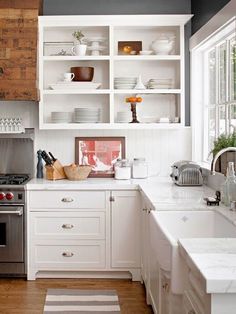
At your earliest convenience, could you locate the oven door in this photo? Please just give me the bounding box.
[0,206,24,262]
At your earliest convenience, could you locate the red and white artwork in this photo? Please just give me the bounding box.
[75,137,125,177]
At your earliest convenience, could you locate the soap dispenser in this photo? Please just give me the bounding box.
[221,162,236,206]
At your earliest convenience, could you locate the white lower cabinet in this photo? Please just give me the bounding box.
[27,189,141,281]
[110,190,141,280]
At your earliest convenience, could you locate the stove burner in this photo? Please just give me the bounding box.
[0,174,29,186]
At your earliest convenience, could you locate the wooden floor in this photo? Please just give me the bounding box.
[0,278,153,314]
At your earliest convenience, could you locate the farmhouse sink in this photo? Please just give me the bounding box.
[150,210,236,294]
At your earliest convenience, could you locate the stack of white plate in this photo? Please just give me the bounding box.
[147,78,173,89]
[51,112,71,123]
[114,77,137,89]
[116,111,131,123]
[74,108,101,123]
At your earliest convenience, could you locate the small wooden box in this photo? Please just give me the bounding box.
[45,160,66,180]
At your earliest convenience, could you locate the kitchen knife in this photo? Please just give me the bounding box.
[41,150,53,165]
[49,152,57,162]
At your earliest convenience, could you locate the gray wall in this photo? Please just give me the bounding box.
[43,0,191,15]
[191,0,230,34]
[43,0,191,125]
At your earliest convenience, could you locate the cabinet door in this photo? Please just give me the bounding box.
[141,199,149,285]
[111,190,141,268]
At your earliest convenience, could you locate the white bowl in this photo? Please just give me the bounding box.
[139,50,153,55]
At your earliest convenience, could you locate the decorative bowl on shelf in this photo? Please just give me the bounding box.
[139,50,153,55]
[64,164,92,180]
[71,67,94,81]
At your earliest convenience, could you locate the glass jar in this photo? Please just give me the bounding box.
[132,158,148,178]
[114,159,131,180]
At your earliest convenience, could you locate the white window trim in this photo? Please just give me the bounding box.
[191,11,236,163]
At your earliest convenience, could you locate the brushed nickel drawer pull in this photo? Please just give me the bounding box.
[62,252,74,257]
[61,197,74,203]
[62,224,74,229]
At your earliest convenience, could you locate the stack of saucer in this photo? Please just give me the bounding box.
[51,112,71,123]
[114,77,137,89]
[74,108,101,123]
[116,111,131,123]
[147,78,173,89]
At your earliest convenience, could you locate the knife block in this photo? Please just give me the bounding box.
[45,160,66,180]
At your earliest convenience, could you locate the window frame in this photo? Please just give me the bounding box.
[191,18,236,164]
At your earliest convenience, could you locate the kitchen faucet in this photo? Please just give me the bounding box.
[211,147,236,175]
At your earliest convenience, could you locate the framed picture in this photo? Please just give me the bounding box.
[43,42,74,56]
[118,41,142,55]
[75,137,126,177]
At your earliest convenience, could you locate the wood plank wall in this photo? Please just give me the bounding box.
[0,0,42,100]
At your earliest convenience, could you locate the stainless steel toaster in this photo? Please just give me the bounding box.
[170,160,203,186]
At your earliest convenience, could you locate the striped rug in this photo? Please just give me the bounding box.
[43,289,121,313]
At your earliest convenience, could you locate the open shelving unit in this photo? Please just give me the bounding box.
[38,15,192,129]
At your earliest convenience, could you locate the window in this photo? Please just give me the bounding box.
[203,26,236,161]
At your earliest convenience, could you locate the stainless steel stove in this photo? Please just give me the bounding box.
[0,174,30,276]
[0,129,34,277]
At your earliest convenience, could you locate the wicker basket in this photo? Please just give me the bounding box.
[64,164,92,180]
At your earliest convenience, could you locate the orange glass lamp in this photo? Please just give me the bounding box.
[126,96,142,123]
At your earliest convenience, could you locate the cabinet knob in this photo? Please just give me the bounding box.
[62,224,74,229]
[61,197,74,203]
[62,252,74,257]
[188,310,196,314]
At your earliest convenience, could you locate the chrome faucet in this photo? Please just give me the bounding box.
[211,147,236,175]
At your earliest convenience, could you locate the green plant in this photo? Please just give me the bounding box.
[72,30,85,44]
[211,132,236,156]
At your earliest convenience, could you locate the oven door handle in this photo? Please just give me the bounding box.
[0,207,23,216]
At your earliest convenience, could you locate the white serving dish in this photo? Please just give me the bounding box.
[139,50,153,55]
[50,82,101,90]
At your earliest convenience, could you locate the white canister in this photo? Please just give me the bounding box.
[114,159,131,180]
[132,158,148,178]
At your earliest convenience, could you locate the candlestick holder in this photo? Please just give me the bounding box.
[126,97,142,123]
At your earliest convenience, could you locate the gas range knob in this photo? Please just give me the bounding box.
[0,192,5,200]
[6,192,14,200]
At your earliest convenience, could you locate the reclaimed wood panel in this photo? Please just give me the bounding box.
[0,4,40,100]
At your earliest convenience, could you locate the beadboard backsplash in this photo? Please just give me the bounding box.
[0,101,192,176]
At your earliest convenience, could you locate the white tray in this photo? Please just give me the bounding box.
[50,82,101,90]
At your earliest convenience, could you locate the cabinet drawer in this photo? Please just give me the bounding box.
[34,241,105,269]
[31,212,105,240]
[29,190,107,210]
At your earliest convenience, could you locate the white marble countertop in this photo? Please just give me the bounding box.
[27,176,236,294]
[179,238,236,293]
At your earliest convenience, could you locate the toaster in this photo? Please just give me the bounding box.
[170,160,203,186]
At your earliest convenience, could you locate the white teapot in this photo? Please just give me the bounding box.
[151,34,175,55]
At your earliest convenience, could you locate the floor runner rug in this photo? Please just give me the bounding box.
[43,289,121,313]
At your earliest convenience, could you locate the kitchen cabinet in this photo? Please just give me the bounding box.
[27,189,109,280]
[110,190,141,280]
[27,188,141,281]
[38,14,191,129]
[0,0,42,100]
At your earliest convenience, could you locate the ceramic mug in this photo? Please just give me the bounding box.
[63,73,75,82]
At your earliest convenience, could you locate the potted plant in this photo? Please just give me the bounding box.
[72,30,87,56]
[211,132,236,174]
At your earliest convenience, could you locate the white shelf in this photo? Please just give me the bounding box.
[43,56,110,61]
[43,89,110,95]
[39,15,191,129]
[113,55,181,61]
[40,123,187,130]
[113,89,181,94]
